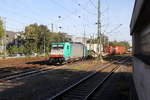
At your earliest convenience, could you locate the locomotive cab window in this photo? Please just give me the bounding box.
[51,45,64,49]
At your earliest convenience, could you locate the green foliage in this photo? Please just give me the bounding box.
[0,19,4,39]
[8,46,25,54]
[7,23,71,55]
[109,41,130,50]
[23,23,71,54]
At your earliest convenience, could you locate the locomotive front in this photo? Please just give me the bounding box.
[49,43,65,64]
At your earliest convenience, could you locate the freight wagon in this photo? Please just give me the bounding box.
[49,42,88,64]
[104,46,126,55]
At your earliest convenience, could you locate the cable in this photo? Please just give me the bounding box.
[50,0,72,13]
[0,5,40,23]
[74,0,97,15]
[6,17,27,25]
[89,0,97,9]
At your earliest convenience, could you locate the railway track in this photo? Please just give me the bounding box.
[0,59,95,82]
[0,66,58,82]
[0,56,125,82]
[49,57,129,100]
[0,56,126,83]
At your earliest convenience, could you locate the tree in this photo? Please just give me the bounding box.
[24,23,49,53]
[0,19,4,39]
[23,23,71,54]
[109,41,130,50]
[8,45,26,54]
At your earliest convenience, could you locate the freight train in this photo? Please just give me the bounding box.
[49,42,88,64]
[104,46,126,55]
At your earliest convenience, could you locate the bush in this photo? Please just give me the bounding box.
[8,46,26,54]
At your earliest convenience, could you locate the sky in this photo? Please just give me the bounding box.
[0,0,135,43]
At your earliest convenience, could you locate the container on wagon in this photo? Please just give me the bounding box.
[104,46,126,55]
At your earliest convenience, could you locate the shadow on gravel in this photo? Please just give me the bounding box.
[0,67,43,79]
[26,60,51,65]
[104,55,133,67]
[26,60,65,66]
[0,55,138,100]
[0,72,138,100]
[26,55,133,67]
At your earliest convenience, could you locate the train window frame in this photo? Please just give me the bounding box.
[51,45,64,49]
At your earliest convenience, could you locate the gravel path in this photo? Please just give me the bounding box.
[0,58,105,100]
[0,56,135,100]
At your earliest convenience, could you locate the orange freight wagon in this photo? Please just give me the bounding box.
[104,46,126,55]
[113,46,126,54]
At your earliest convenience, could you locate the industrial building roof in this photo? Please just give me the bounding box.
[130,0,150,35]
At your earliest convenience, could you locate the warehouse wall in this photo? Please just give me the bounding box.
[132,23,150,100]
[131,1,150,100]
[132,32,141,55]
[133,57,150,100]
[140,24,150,56]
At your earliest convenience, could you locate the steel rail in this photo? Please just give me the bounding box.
[0,67,41,78]
[0,57,125,82]
[83,66,121,100]
[0,59,89,81]
[0,66,55,81]
[0,65,69,82]
[49,57,128,100]
[84,58,130,100]
[0,58,94,81]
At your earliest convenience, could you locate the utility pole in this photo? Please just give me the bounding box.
[83,25,86,45]
[1,17,7,58]
[51,23,54,32]
[90,35,92,50]
[0,17,2,55]
[43,32,46,56]
[92,33,95,52]
[97,0,103,61]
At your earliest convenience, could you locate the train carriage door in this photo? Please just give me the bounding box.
[67,45,70,57]
[64,44,71,60]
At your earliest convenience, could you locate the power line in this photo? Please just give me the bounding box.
[50,0,72,13]
[74,0,97,15]
[89,0,97,9]
[0,6,40,23]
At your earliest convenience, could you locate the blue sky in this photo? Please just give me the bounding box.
[0,0,135,43]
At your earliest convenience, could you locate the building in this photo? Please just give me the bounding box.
[86,44,103,54]
[0,31,23,53]
[72,36,103,54]
[130,0,150,100]
[72,37,89,44]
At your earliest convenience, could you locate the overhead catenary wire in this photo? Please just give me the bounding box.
[89,0,97,9]
[50,0,73,13]
[0,7,39,22]
[1,0,104,39]
[0,1,56,29]
[47,0,95,36]
[74,0,97,15]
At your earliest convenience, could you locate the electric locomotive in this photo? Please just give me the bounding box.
[49,42,88,64]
